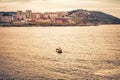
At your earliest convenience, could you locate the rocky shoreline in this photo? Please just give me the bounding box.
[1,23,120,27]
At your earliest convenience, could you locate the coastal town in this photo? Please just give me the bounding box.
[0,9,120,26]
[0,10,76,26]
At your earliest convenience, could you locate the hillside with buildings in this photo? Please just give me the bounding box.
[0,9,120,26]
[68,9,120,26]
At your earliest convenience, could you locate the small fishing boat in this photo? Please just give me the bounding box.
[56,47,62,54]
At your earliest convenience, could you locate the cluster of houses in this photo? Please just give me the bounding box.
[0,10,76,26]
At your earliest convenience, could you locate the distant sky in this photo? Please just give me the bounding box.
[0,0,120,17]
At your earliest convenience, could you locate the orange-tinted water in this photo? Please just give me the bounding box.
[0,25,120,79]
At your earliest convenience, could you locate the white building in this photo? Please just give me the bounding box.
[32,13,42,19]
[44,12,58,18]
[26,10,32,18]
[1,16,13,23]
[16,11,26,19]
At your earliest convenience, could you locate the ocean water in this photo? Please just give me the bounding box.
[0,25,120,80]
